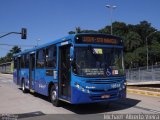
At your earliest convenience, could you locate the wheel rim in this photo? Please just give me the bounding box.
[51,90,57,101]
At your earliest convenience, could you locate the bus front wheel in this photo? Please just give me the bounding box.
[50,86,61,107]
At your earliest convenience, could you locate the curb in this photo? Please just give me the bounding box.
[127,88,160,97]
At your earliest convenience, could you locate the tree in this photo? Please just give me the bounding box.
[112,21,128,37]
[68,31,75,34]
[135,21,156,44]
[80,30,97,33]
[68,27,97,34]
[124,31,142,52]
[150,41,160,64]
[0,46,21,64]
[9,46,21,55]
[98,25,110,34]
[75,27,81,33]
[68,27,81,34]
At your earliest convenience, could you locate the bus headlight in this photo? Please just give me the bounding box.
[81,87,85,92]
[122,84,126,89]
[119,82,126,91]
[120,82,126,90]
[74,82,90,93]
[123,82,127,89]
[87,90,90,93]
[124,82,127,86]
[76,84,80,89]
[74,82,80,89]
[119,87,122,91]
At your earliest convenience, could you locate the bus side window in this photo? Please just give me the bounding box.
[25,54,29,68]
[46,45,56,68]
[36,49,45,68]
[14,58,17,69]
[53,46,57,68]
[21,55,25,68]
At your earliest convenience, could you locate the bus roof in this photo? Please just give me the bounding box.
[13,33,122,57]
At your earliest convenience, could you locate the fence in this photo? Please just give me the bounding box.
[0,62,13,74]
[126,64,160,83]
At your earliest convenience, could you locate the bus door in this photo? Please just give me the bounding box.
[29,53,35,90]
[59,44,71,100]
[17,57,21,85]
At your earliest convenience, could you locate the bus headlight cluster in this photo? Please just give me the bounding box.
[74,82,90,93]
[119,87,122,91]
[119,83,126,91]
[122,84,126,89]
[119,82,126,91]
[123,81,127,89]
[75,84,80,89]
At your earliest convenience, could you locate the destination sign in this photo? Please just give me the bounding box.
[75,35,122,45]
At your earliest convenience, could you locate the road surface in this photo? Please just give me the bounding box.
[0,73,160,120]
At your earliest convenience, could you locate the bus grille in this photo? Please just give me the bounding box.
[85,78,122,84]
[90,88,118,93]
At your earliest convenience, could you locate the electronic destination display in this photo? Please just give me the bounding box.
[75,34,122,45]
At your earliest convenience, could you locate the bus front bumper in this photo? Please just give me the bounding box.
[71,86,126,104]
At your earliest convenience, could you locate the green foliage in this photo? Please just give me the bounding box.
[149,41,160,64]
[124,31,142,52]
[9,46,21,55]
[112,21,128,37]
[0,46,21,64]
[135,21,156,44]
[98,26,110,34]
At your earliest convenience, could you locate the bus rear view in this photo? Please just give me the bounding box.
[70,34,126,104]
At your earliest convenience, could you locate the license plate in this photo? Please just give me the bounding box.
[101,95,110,99]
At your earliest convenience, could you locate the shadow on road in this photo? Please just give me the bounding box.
[19,89,140,114]
[61,98,141,114]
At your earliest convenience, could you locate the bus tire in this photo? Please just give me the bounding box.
[50,86,61,107]
[22,79,27,93]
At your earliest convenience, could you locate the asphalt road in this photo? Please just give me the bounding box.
[0,73,160,120]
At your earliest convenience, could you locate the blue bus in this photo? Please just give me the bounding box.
[13,33,126,106]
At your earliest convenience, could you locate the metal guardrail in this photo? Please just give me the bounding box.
[126,64,160,84]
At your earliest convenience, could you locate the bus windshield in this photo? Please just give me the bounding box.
[73,47,125,77]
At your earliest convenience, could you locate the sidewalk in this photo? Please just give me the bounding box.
[127,81,160,85]
[0,73,13,79]
[127,86,160,97]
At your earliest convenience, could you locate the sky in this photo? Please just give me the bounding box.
[0,0,160,57]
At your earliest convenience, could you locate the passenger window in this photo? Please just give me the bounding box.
[14,58,17,69]
[21,55,25,68]
[46,46,57,68]
[25,54,29,68]
[36,49,45,68]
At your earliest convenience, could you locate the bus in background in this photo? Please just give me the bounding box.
[13,33,126,106]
